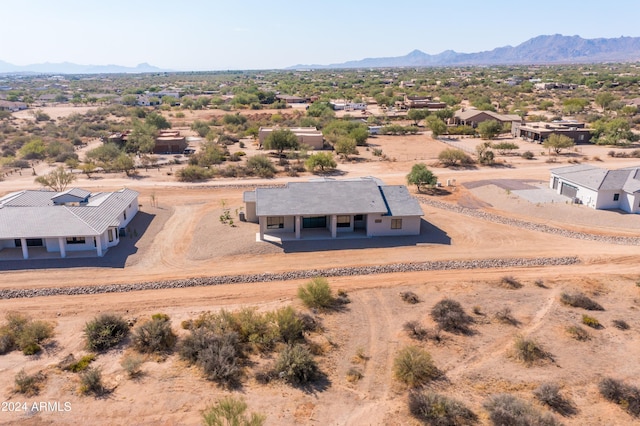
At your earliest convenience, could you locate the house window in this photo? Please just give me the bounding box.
[613,193,620,201]
[374,219,382,223]
[267,216,284,229]
[108,229,114,242]
[337,215,351,228]
[66,237,86,245]
[391,219,403,229]
[579,135,584,141]
[123,211,127,220]
[354,214,364,221]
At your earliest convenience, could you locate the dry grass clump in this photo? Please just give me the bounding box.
[613,319,630,330]
[63,354,97,372]
[403,321,441,342]
[408,390,477,425]
[512,335,549,366]
[14,369,46,396]
[484,394,560,425]
[346,367,363,383]
[430,298,473,334]
[495,307,519,326]
[534,382,577,416]
[121,353,144,378]
[400,291,421,304]
[79,367,105,396]
[598,377,640,417]
[565,325,590,341]
[202,397,265,426]
[500,276,523,289]
[560,292,604,311]
[393,346,440,387]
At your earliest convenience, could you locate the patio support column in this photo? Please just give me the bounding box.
[58,237,66,258]
[259,218,266,241]
[20,238,28,259]
[95,235,103,257]
[295,216,301,239]
[330,214,337,238]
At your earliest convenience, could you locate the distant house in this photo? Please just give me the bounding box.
[329,100,366,111]
[136,95,160,106]
[243,178,424,241]
[513,121,591,144]
[0,188,139,259]
[451,108,522,129]
[550,165,640,213]
[258,127,324,150]
[276,95,308,104]
[0,100,27,112]
[397,95,447,110]
[153,130,187,154]
[534,82,578,90]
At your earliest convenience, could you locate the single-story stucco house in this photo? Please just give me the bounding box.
[0,187,139,259]
[243,177,424,241]
[550,164,640,213]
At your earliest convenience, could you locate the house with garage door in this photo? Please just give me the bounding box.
[550,165,640,213]
[0,188,139,259]
[243,177,424,241]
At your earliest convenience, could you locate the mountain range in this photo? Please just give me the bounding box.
[0,61,169,75]
[289,34,640,69]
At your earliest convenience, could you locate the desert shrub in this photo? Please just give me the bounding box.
[438,148,473,167]
[582,314,601,329]
[534,279,546,288]
[393,346,439,387]
[335,289,350,305]
[495,307,519,326]
[0,313,54,355]
[120,353,144,378]
[66,354,96,372]
[79,367,105,396]
[409,390,477,425]
[272,306,305,344]
[512,335,548,365]
[274,343,319,385]
[566,325,590,341]
[132,313,177,354]
[598,378,640,417]
[346,367,363,383]
[246,154,277,178]
[179,328,241,385]
[298,277,335,310]
[483,394,560,426]
[403,321,428,340]
[534,382,576,416]
[400,291,420,304]
[176,165,213,182]
[15,369,46,396]
[84,313,129,352]
[613,319,630,330]
[202,397,265,426]
[560,292,604,311]
[522,150,535,159]
[254,366,277,384]
[500,276,522,289]
[297,312,321,333]
[430,298,473,333]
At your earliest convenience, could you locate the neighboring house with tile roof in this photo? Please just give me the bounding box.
[451,108,522,129]
[550,165,640,212]
[0,188,139,259]
[243,177,423,240]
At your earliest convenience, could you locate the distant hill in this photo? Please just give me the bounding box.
[0,61,170,75]
[288,34,640,69]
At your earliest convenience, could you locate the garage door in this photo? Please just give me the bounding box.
[560,182,578,198]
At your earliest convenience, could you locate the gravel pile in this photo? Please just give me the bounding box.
[0,256,579,300]
[419,197,640,246]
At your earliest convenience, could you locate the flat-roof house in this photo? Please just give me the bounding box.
[513,121,591,144]
[243,178,424,241]
[0,100,27,112]
[258,127,324,150]
[154,130,187,154]
[451,108,522,129]
[0,188,139,259]
[329,100,366,111]
[550,165,640,213]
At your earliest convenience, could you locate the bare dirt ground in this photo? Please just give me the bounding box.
[1,122,640,425]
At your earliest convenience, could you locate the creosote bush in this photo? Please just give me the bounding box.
[179,328,241,386]
[560,292,604,311]
[0,312,54,355]
[202,397,265,426]
[409,390,477,425]
[495,307,519,326]
[500,275,523,289]
[534,382,576,416]
[598,377,640,417]
[274,343,319,385]
[15,369,46,396]
[79,367,105,396]
[132,313,177,354]
[512,335,548,365]
[484,394,560,426]
[430,298,473,333]
[84,313,129,352]
[393,346,440,387]
[400,291,420,304]
[298,277,335,310]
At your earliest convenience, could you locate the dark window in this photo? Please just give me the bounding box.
[267,216,284,229]
[123,211,127,220]
[354,214,364,221]
[303,216,327,228]
[337,215,351,228]
[375,219,382,223]
[108,229,114,242]
[391,219,403,229]
[66,237,86,244]
[614,193,620,201]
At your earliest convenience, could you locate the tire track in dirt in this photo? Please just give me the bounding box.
[446,286,561,380]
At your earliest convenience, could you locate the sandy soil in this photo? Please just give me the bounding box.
[1,123,640,425]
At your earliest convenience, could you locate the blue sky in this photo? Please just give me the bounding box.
[2,0,639,70]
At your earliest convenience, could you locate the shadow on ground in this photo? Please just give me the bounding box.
[277,219,450,253]
[0,211,155,271]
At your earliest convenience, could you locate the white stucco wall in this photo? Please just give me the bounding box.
[245,201,257,223]
[120,197,139,228]
[595,189,621,210]
[366,215,421,236]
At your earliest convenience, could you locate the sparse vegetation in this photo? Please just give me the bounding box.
[566,325,590,341]
[202,397,265,426]
[512,335,548,365]
[560,292,604,311]
[484,394,560,426]
[500,275,522,289]
[598,377,640,417]
[613,319,630,330]
[298,277,335,310]
[79,367,105,396]
[274,343,319,385]
[121,353,144,378]
[400,291,420,304]
[14,369,46,396]
[84,313,129,352]
[409,390,477,425]
[0,312,54,355]
[346,367,363,383]
[179,328,241,386]
[65,354,97,372]
[403,321,428,340]
[132,313,177,354]
[534,382,577,416]
[393,346,440,387]
[495,307,519,326]
[582,314,601,329]
[430,298,473,334]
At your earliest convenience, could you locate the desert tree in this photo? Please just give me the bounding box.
[305,152,337,173]
[34,166,76,191]
[263,129,299,158]
[407,109,429,126]
[477,120,503,139]
[543,133,574,154]
[406,163,437,192]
